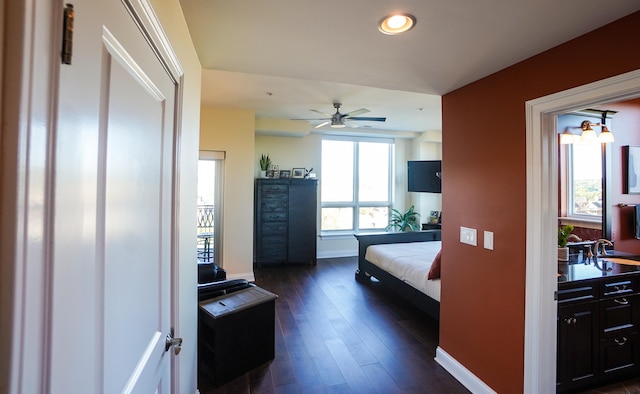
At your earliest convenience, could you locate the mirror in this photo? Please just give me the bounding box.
[557,110,613,242]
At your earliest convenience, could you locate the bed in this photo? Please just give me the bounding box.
[355,230,442,320]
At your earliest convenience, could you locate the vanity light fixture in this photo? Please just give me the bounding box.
[378,13,416,35]
[559,128,576,145]
[560,110,615,144]
[598,125,614,143]
[580,120,598,142]
[576,120,615,143]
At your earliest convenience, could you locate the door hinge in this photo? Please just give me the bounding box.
[61,4,74,64]
[554,290,558,301]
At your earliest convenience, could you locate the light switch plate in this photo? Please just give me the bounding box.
[484,231,494,250]
[460,226,477,246]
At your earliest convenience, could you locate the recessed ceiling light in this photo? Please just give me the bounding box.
[378,13,416,35]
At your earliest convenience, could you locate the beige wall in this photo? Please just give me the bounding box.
[255,134,322,178]
[254,133,434,258]
[410,134,443,223]
[200,107,256,280]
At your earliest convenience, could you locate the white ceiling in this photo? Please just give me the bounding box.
[179,0,640,135]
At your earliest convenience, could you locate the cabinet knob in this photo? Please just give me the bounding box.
[614,297,629,305]
[614,336,628,346]
[563,317,577,324]
[614,284,628,292]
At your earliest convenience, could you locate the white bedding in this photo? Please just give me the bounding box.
[364,241,441,302]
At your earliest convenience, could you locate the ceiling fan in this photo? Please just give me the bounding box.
[294,103,387,128]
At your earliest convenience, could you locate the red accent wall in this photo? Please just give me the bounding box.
[440,12,640,392]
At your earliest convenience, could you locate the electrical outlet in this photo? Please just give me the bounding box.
[484,231,494,250]
[460,226,477,246]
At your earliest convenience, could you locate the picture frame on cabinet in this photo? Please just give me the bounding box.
[279,170,291,178]
[271,165,280,178]
[292,168,305,178]
[624,145,640,194]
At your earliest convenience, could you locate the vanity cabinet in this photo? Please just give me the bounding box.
[557,273,640,392]
[598,276,640,381]
[254,178,318,267]
[557,283,599,392]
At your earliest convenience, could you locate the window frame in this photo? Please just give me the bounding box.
[320,136,394,236]
[198,150,225,265]
[564,142,603,223]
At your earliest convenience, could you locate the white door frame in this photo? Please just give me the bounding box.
[0,1,186,392]
[524,68,640,393]
[125,1,187,391]
[1,1,58,391]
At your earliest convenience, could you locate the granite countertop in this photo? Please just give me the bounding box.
[558,250,640,283]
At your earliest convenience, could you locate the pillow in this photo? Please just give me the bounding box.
[427,249,442,280]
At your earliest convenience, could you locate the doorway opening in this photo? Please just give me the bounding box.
[525,69,640,393]
[198,151,225,265]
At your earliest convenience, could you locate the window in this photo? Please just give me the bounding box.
[566,142,602,220]
[197,151,225,264]
[321,137,393,233]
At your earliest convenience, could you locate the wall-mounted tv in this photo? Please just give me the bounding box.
[407,160,441,193]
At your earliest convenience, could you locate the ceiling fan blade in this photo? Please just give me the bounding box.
[310,109,333,117]
[343,108,369,117]
[348,116,387,122]
[291,117,331,121]
[314,121,330,129]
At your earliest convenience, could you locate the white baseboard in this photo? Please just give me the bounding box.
[435,347,496,394]
[316,251,357,259]
[227,272,255,282]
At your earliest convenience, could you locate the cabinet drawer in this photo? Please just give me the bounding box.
[261,235,287,247]
[261,201,287,212]
[258,245,287,261]
[600,294,639,337]
[262,212,287,222]
[600,331,640,379]
[261,222,287,233]
[261,182,289,196]
[261,191,287,200]
[601,277,637,298]
[558,283,597,304]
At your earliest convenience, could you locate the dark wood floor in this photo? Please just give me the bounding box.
[197,256,640,394]
[579,377,640,394]
[198,256,469,394]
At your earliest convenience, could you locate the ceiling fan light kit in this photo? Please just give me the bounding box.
[292,103,387,129]
[378,13,416,35]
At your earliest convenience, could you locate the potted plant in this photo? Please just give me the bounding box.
[557,224,574,262]
[386,205,421,232]
[259,153,271,178]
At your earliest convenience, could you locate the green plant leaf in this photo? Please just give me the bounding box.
[259,153,271,170]
[386,205,421,232]
[557,225,574,247]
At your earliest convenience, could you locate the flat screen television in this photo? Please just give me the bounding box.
[407,160,441,193]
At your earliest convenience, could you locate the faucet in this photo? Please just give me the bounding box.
[593,239,613,258]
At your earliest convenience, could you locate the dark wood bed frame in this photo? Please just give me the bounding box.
[354,230,441,320]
